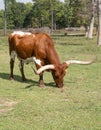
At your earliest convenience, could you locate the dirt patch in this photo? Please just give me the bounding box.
[0,99,18,114]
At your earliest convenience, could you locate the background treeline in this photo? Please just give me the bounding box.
[0,0,98,29]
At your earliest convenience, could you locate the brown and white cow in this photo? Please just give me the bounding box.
[8,31,94,90]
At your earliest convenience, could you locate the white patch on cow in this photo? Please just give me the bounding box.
[33,57,41,66]
[17,56,41,69]
[22,57,34,64]
[10,51,16,61]
[18,57,41,66]
[11,31,32,36]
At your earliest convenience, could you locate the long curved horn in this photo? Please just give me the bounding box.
[32,65,55,75]
[65,60,95,65]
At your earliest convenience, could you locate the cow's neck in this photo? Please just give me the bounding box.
[47,48,61,66]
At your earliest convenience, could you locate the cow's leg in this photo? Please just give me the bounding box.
[39,73,45,87]
[10,51,16,80]
[34,60,45,87]
[19,60,26,81]
[10,59,15,80]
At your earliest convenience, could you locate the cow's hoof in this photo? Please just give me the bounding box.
[39,82,45,87]
[39,80,45,87]
[39,84,45,87]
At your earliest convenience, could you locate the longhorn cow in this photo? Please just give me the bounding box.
[8,31,94,90]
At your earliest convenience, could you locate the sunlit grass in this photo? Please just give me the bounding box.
[0,36,101,130]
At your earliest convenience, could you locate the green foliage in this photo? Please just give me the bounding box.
[64,0,80,27]
[0,10,4,29]
[0,0,98,29]
[7,2,27,28]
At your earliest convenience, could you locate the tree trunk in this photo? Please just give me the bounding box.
[50,0,54,33]
[87,16,94,39]
[87,0,96,39]
[4,0,7,36]
[98,0,101,46]
[85,25,89,38]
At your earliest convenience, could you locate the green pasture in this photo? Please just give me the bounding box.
[0,35,101,130]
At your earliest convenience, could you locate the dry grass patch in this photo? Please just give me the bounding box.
[0,98,18,114]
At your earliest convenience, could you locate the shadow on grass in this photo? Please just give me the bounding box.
[25,82,55,90]
[0,72,20,81]
[0,72,55,88]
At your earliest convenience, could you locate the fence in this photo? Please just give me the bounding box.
[0,27,51,36]
[0,27,97,37]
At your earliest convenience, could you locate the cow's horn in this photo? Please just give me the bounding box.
[32,65,55,75]
[65,60,95,65]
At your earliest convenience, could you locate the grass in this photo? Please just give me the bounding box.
[0,35,101,130]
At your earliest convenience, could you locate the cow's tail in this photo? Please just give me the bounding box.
[8,34,17,62]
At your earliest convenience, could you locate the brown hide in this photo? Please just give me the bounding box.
[9,34,35,59]
[9,33,61,64]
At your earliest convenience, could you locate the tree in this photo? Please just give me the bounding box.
[7,2,27,28]
[0,10,4,29]
[3,0,16,35]
[4,0,7,35]
[98,0,101,45]
[25,0,66,29]
[50,0,54,31]
[87,0,96,39]
[23,3,33,28]
[77,0,98,38]
[64,0,81,27]
[30,0,50,28]
[55,2,66,28]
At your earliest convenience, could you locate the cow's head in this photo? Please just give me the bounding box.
[51,63,68,88]
[33,60,94,88]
